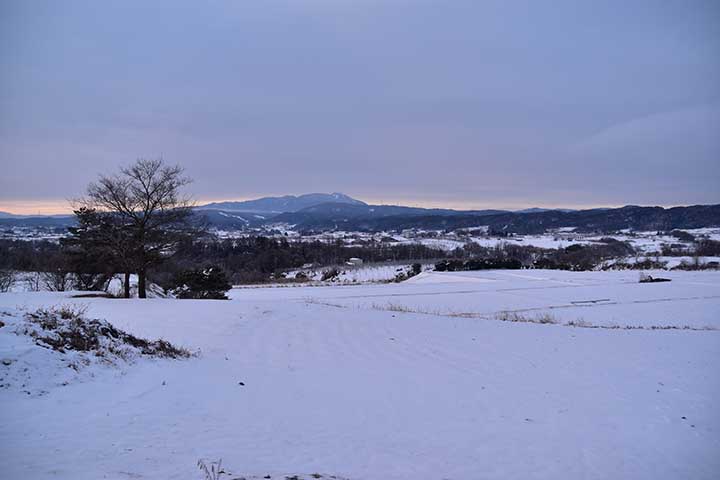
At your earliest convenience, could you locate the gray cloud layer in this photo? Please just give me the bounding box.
[1,0,718,209]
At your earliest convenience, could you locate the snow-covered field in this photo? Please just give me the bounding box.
[1,270,719,479]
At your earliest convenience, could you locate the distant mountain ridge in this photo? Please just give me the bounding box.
[199,192,365,213]
[271,202,506,224]
[274,203,720,234]
[0,211,74,219]
[2,195,719,235]
[194,193,720,233]
[198,193,576,216]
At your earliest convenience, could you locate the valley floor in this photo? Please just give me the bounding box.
[1,270,719,479]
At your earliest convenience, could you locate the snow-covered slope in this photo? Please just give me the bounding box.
[1,270,719,479]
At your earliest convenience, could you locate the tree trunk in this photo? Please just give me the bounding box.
[124,272,131,298]
[138,269,147,298]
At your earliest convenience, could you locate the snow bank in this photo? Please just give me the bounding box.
[0,304,191,396]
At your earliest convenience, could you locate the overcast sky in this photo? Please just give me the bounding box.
[1,0,719,214]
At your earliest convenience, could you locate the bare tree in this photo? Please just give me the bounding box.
[25,272,42,292]
[79,158,198,298]
[42,270,72,292]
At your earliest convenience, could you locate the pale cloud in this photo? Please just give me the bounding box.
[1,0,718,211]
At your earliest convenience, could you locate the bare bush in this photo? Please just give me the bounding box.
[495,311,558,324]
[42,269,72,292]
[376,303,414,313]
[72,272,111,291]
[23,305,191,358]
[25,272,42,292]
[24,272,42,292]
[565,319,592,328]
[321,268,340,281]
[197,459,225,480]
[0,270,15,292]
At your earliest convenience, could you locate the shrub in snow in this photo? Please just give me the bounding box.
[1,305,191,395]
[393,263,424,282]
[0,270,15,292]
[19,305,191,358]
[171,266,232,300]
[72,272,113,292]
[495,311,557,324]
[197,459,225,480]
[42,269,72,292]
[25,272,42,292]
[320,268,340,282]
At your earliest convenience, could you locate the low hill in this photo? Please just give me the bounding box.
[275,204,720,234]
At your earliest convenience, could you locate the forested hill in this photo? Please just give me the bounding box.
[273,204,720,234]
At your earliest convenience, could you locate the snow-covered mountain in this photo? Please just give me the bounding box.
[199,192,366,213]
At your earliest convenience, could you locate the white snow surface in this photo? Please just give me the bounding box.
[1,269,719,479]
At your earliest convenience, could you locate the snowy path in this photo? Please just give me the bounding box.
[1,270,719,479]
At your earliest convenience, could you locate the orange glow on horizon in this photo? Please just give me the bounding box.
[0,200,76,216]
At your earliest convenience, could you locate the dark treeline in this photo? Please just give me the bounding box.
[3,235,718,290]
[0,235,644,286]
[152,237,447,285]
[0,237,448,287]
[0,239,65,271]
[440,238,636,272]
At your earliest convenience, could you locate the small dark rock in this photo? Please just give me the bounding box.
[238,382,245,386]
